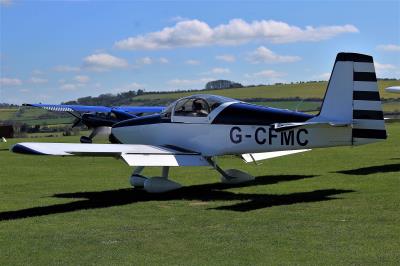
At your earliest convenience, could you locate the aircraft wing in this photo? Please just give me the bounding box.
[242,149,311,163]
[23,104,165,114]
[11,142,209,167]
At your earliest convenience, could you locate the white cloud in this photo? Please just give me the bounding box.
[136,57,153,65]
[115,18,358,50]
[247,46,301,63]
[375,62,396,71]
[210,67,230,74]
[29,77,48,84]
[0,0,12,6]
[127,82,146,90]
[53,65,80,72]
[83,53,128,71]
[60,84,79,91]
[251,70,286,78]
[168,77,214,87]
[374,62,399,78]
[32,69,43,75]
[169,16,190,22]
[185,59,200,65]
[113,82,146,93]
[19,89,30,93]
[74,75,90,83]
[314,72,331,81]
[159,57,169,64]
[0,77,22,86]
[376,44,400,52]
[216,54,236,62]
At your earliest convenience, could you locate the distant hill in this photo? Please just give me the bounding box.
[63,79,400,107]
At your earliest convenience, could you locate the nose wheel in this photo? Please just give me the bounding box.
[80,126,111,143]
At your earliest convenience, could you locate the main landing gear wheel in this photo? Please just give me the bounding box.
[130,174,148,187]
[129,166,182,193]
[220,169,255,184]
[206,157,255,184]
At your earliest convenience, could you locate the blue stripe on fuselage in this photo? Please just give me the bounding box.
[212,103,314,125]
[112,114,170,128]
[112,103,314,128]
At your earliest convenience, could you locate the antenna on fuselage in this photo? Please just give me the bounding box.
[294,99,305,112]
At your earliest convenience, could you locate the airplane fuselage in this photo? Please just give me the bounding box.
[111,121,352,156]
[110,97,356,156]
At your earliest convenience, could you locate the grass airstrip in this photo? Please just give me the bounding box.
[0,123,399,265]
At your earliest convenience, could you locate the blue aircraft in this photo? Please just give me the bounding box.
[24,103,164,143]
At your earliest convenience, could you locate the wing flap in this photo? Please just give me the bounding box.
[121,153,209,166]
[242,149,311,163]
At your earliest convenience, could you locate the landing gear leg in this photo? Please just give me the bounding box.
[207,157,255,184]
[144,166,182,193]
[80,126,112,143]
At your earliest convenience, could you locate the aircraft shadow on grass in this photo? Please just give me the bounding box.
[0,174,354,221]
[336,163,400,175]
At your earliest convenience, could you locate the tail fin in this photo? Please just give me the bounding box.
[317,52,387,144]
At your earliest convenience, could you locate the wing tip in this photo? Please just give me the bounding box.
[11,143,47,155]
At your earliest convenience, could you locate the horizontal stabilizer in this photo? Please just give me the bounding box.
[242,149,311,163]
[273,121,350,132]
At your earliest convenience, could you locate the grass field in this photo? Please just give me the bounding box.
[0,123,399,265]
[0,107,73,126]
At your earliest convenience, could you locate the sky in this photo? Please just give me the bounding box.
[0,0,399,104]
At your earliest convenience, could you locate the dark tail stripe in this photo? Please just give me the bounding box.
[336,53,373,63]
[353,91,380,101]
[353,110,384,120]
[354,72,377,82]
[352,129,387,139]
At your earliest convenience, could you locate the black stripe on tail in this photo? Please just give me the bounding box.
[350,57,386,140]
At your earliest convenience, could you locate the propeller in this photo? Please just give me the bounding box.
[72,117,83,128]
[68,111,83,128]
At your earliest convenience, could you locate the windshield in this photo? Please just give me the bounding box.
[161,94,236,118]
[173,94,235,117]
[160,100,177,118]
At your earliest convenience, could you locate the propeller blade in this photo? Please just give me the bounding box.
[72,118,82,128]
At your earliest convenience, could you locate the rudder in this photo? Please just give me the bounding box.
[317,52,387,145]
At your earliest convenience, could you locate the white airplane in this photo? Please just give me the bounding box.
[11,52,387,193]
[385,86,400,93]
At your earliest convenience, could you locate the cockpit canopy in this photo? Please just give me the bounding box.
[161,94,237,119]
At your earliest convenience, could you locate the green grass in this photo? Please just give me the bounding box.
[0,109,17,121]
[0,107,73,126]
[383,101,400,113]
[0,124,399,265]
